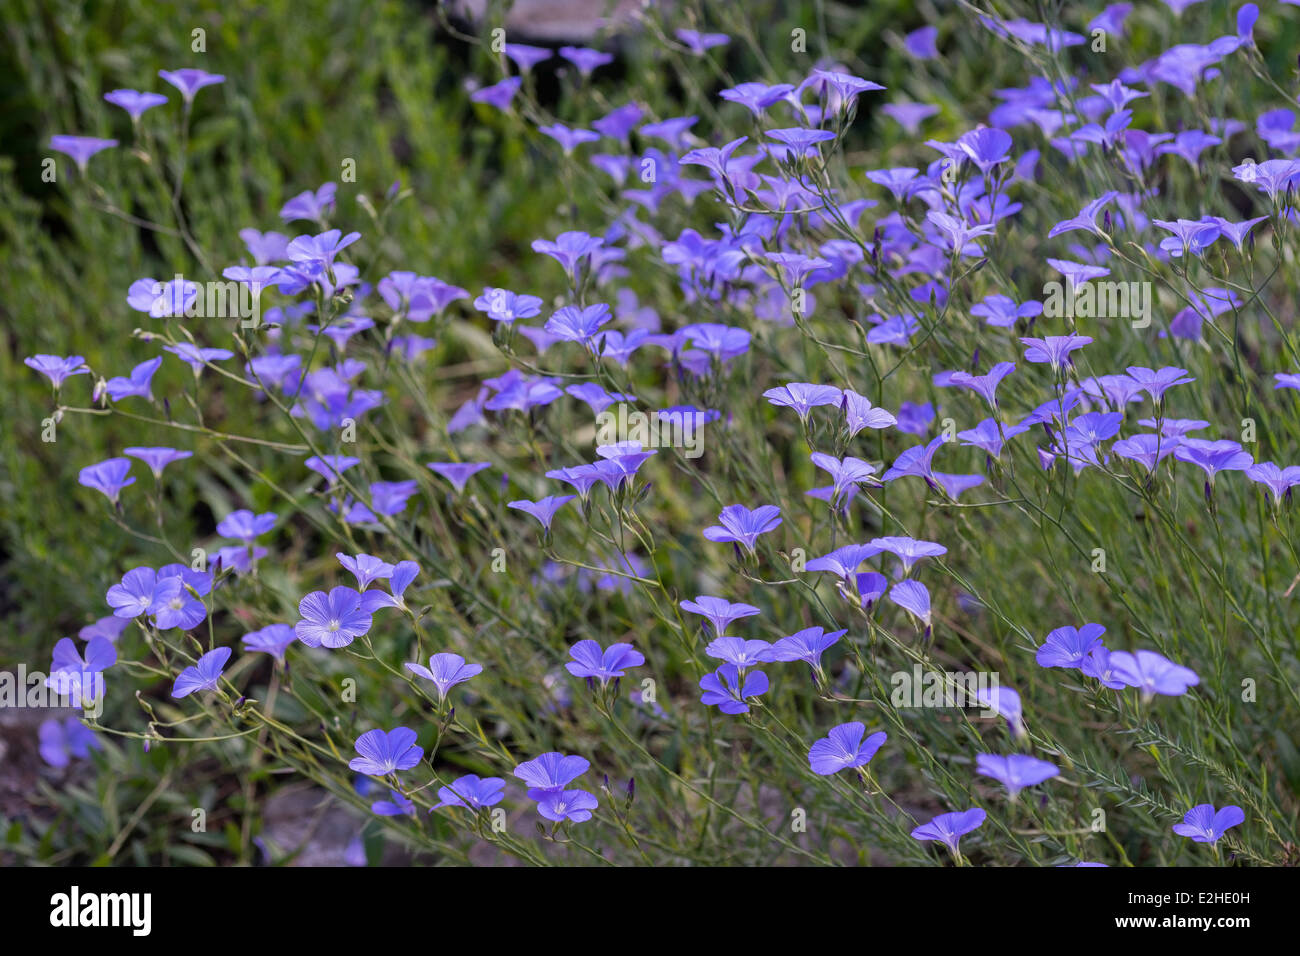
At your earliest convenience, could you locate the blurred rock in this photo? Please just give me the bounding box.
[446,0,646,43]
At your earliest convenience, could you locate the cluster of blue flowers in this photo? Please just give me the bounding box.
[28,3,1291,864]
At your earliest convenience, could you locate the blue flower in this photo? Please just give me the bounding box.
[911,808,986,853]
[808,722,887,775]
[371,790,416,817]
[975,753,1058,798]
[699,664,768,714]
[349,727,424,776]
[1172,804,1244,844]
[171,647,231,699]
[405,653,483,699]
[566,640,645,684]
[433,775,506,811]
[702,504,782,554]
